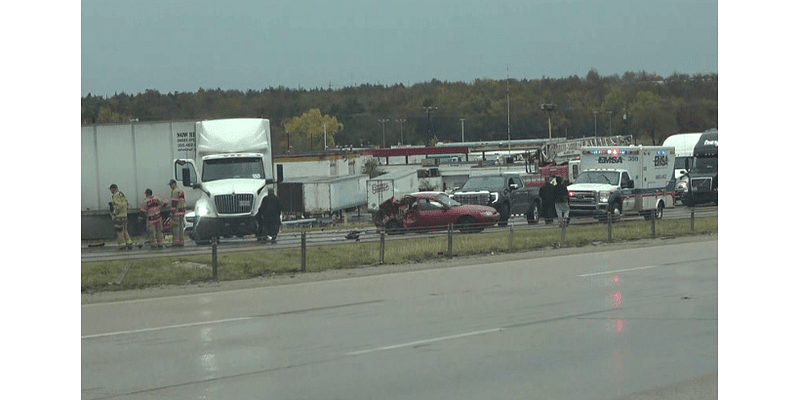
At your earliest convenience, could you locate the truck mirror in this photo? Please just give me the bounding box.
[276,164,284,183]
[181,168,192,186]
[684,158,691,171]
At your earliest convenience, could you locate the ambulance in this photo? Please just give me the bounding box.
[568,146,676,221]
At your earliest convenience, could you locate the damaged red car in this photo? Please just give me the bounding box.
[375,192,500,234]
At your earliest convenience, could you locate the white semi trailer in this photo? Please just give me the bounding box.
[81,120,199,240]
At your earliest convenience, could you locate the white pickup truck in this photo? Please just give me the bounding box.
[568,146,676,221]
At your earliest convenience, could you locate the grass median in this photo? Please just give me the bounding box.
[82,216,718,293]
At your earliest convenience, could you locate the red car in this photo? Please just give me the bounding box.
[375,192,500,234]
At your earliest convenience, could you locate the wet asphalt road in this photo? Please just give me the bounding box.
[81,239,717,399]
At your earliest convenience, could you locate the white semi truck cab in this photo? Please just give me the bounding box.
[568,146,676,221]
[174,118,283,242]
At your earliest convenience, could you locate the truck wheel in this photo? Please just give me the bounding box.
[498,203,510,227]
[385,220,404,235]
[655,201,665,219]
[457,216,476,233]
[527,202,540,225]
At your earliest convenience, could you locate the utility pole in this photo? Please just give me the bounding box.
[378,119,389,148]
[460,118,466,142]
[593,110,599,136]
[396,118,406,145]
[422,106,437,140]
[506,66,511,154]
[607,111,613,135]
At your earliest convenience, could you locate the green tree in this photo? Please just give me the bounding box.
[283,108,343,152]
[628,91,679,145]
[96,105,131,123]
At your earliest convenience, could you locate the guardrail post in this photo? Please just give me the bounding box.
[607,213,613,243]
[651,209,656,239]
[560,220,567,245]
[447,224,453,258]
[690,207,695,231]
[508,220,514,250]
[379,229,386,265]
[212,237,219,281]
[301,232,307,272]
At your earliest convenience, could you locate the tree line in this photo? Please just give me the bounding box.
[81,69,717,153]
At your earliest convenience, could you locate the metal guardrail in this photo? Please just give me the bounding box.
[82,205,717,267]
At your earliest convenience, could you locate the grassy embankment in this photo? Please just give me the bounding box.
[82,217,717,293]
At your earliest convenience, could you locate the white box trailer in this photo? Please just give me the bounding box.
[81,120,199,239]
[568,146,676,220]
[279,175,368,216]
[662,133,702,180]
[366,169,418,211]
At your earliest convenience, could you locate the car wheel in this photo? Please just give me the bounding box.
[457,216,476,233]
[497,203,510,227]
[385,220,404,235]
[527,202,540,225]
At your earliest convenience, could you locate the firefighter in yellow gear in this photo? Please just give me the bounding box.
[139,188,165,249]
[109,184,133,250]
[168,179,186,247]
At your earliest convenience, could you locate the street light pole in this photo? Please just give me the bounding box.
[593,110,598,136]
[378,119,389,148]
[540,104,557,140]
[606,111,613,135]
[460,118,466,142]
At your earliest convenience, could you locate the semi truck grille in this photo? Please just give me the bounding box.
[570,191,597,204]
[214,194,254,214]
[453,193,489,205]
[690,177,712,193]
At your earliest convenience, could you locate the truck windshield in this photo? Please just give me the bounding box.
[460,176,505,190]
[202,157,265,182]
[693,157,718,173]
[574,171,620,185]
[674,156,692,171]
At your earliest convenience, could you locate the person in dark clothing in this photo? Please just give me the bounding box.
[257,188,282,243]
[538,178,557,224]
[553,176,570,227]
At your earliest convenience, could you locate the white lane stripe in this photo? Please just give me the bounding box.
[347,328,504,356]
[81,317,253,339]
[577,265,659,277]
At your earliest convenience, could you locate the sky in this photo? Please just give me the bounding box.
[81,0,718,97]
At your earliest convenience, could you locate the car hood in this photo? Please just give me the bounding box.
[451,204,498,214]
[568,183,617,192]
[455,187,502,193]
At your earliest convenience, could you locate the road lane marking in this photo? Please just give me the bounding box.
[577,265,660,277]
[577,256,718,278]
[347,328,504,355]
[81,317,254,339]
[82,300,384,340]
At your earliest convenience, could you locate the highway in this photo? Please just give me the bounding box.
[81,238,717,399]
[81,204,717,263]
